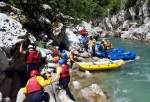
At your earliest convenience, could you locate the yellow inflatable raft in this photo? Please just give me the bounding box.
[77,60,124,71]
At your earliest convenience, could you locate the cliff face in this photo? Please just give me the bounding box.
[96,0,150,42]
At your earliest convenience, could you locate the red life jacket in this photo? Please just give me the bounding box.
[27,77,42,94]
[60,64,70,79]
[25,50,41,64]
[80,28,87,35]
[53,49,59,56]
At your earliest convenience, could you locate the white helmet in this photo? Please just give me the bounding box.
[44,35,48,38]
[56,46,59,49]
[102,39,105,42]
[10,12,14,15]
[28,45,33,49]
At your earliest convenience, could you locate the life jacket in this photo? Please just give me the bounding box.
[60,64,70,79]
[106,42,112,49]
[92,42,95,51]
[53,49,59,56]
[27,77,42,94]
[25,50,41,64]
[80,28,87,35]
[54,56,60,60]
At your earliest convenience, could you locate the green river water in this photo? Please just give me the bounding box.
[73,37,150,102]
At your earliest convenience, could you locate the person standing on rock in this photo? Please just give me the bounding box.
[19,40,41,82]
[53,59,76,102]
[23,70,52,102]
[69,50,75,69]
[80,26,88,36]
[53,46,61,61]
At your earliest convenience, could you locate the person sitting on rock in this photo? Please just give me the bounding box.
[23,70,52,102]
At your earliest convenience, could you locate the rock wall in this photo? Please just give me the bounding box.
[0,13,27,71]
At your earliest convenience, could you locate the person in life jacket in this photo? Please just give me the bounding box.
[91,39,96,57]
[53,58,59,67]
[23,70,52,102]
[53,59,76,102]
[53,46,61,59]
[80,26,87,36]
[61,49,69,62]
[69,50,76,69]
[80,35,87,45]
[101,39,108,57]
[52,58,59,73]
[106,40,113,49]
[19,40,41,83]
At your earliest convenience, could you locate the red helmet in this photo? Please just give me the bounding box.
[30,70,39,77]
[71,50,74,54]
[53,58,58,63]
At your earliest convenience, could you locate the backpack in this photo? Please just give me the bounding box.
[25,50,41,64]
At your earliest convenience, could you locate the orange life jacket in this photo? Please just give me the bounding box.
[60,64,70,79]
[27,77,42,94]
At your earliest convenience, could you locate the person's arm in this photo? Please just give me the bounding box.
[36,76,52,87]
[23,81,29,94]
[53,66,61,82]
[19,41,26,54]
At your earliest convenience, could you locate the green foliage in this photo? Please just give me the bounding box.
[102,0,121,16]
[111,29,116,33]
[46,44,55,51]
[37,41,45,48]
[37,41,55,50]
[4,0,137,22]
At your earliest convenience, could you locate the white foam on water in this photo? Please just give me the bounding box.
[127,72,139,75]
[134,73,150,82]
[135,55,141,60]
[124,60,135,63]
[115,97,131,102]
[122,89,128,93]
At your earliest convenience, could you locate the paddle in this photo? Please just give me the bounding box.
[74,61,80,66]
[51,83,57,102]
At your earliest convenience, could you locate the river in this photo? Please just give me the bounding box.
[73,37,150,102]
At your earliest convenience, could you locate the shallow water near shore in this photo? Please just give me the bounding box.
[72,38,150,102]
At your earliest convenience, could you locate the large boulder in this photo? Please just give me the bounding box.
[80,84,108,102]
[0,13,27,71]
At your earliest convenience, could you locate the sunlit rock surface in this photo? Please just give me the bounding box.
[80,84,107,102]
[72,81,82,90]
[0,13,27,71]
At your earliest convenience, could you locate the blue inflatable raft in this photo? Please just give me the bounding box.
[107,50,136,60]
